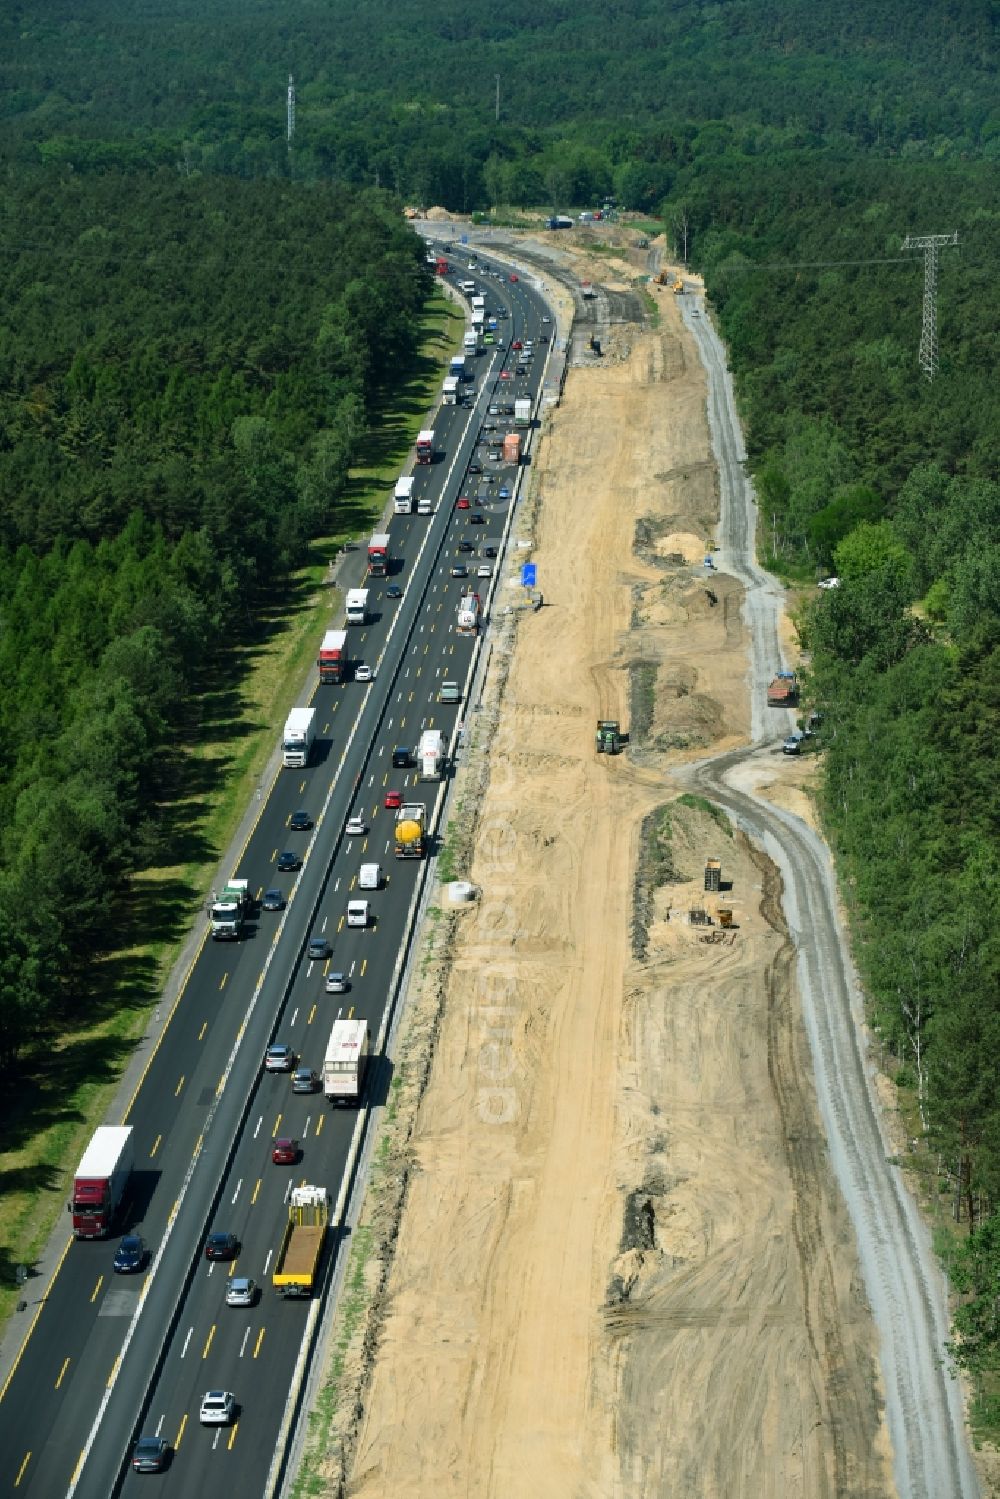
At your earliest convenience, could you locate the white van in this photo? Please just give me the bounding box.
[458,279,476,293]
[346,899,369,928]
[358,863,382,891]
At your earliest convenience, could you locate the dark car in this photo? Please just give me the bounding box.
[457,540,474,553]
[271,1137,299,1166]
[468,461,483,475]
[276,851,301,873]
[385,584,403,598]
[289,810,312,831]
[132,1436,170,1473]
[307,936,329,961]
[262,887,284,911]
[292,1068,319,1094]
[515,364,526,375]
[392,747,412,768]
[205,1232,239,1261]
[113,1235,146,1274]
[470,512,485,525]
[484,545,498,558]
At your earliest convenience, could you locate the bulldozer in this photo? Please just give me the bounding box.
[672,275,684,294]
[596,720,625,754]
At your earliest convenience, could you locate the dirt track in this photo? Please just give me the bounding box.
[329,255,901,1499]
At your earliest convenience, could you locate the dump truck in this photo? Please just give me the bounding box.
[367,533,390,578]
[395,802,427,859]
[503,432,522,465]
[70,1127,134,1239]
[282,706,316,768]
[416,429,435,465]
[318,628,348,684]
[595,719,623,754]
[210,878,251,940]
[418,728,444,780]
[323,1018,370,1103]
[767,673,799,708]
[271,1185,329,1298]
[456,592,481,635]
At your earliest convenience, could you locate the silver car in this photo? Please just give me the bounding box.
[199,1390,236,1425]
[225,1277,257,1307]
[325,971,349,994]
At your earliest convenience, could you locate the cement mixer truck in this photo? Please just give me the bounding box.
[394,803,427,859]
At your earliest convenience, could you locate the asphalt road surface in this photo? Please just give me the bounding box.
[680,295,980,1499]
[0,251,553,1499]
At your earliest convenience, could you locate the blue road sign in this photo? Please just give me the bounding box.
[461,234,469,244]
[521,563,537,588]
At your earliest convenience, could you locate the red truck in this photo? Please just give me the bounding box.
[435,257,449,275]
[318,628,348,684]
[70,1126,134,1239]
[767,673,799,708]
[503,432,522,465]
[416,429,435,465]
[367,533,390,578]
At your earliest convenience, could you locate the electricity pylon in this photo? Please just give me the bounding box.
[901,232,958,380]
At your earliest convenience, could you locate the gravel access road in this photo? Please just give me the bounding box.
[680,296,980,1499]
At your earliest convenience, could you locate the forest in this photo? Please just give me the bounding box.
[677,154,1000,1385]
[0,169,427,1070]
[0,0,997,210]
[0,0,997,1391]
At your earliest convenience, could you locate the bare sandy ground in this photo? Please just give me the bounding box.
[338,268,893,1496]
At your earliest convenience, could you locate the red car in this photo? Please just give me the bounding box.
[499,370,512,380]
[512,339,522,350]
[509,274,519,282]
[456,496,470,509]
[385,789,403,809]
[271,1137,299,1165]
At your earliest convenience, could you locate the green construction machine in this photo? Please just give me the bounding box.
[596,720,624,755]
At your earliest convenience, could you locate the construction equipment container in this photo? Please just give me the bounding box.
[704,859,722,892]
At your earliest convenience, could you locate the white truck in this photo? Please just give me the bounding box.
[471,295,485,314]
[345,587,370,625]
[463,329,478,355]
[323,1018,370,1105]
[449,354,467,379]
[210,878,251,940]
[393,476,415,514]
[283,706,316,768]
[442,375,460,405]
[418,728,444,780]
[456,592,481,635]
[514,397,532,428]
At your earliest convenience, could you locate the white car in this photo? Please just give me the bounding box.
[477,564,492,578]
[199,1390,236,1425]
[817,576,841,590]
[347,899,370,928]
[542,315,551,323]
[355,663,373,681]
[345,814,366,837]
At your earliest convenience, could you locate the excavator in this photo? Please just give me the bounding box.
[595,720,626,754]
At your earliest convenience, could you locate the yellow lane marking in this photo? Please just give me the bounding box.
[202,1325,215,1359]
[90,1276,103,1304]
[55,1358,70,1390]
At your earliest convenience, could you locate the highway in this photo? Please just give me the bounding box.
[0,246,554,1497]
